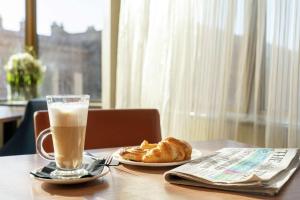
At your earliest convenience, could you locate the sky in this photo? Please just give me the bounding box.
[0,0,106,35]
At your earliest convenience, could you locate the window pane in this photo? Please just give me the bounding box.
[37,0,105,100]
[0,0,25,99]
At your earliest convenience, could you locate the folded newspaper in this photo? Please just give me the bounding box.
[164,148,300,196]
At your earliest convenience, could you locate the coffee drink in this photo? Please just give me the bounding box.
[36,95,90,179]
[48,103,88,169]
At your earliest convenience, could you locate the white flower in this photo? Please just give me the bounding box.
[4,52,46,86]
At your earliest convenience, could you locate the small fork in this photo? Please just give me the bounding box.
[104,154,113,166]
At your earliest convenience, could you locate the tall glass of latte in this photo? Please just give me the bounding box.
[36,95,89,179]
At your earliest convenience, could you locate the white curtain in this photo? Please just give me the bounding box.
[116,0,300,147]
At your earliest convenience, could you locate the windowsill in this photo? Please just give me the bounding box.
[90,101,102,108]
[189,111,291,128]
[0,99,102,108]
[0,99,27,107]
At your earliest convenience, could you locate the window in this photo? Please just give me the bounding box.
[37,0,105,100]
[0,0,25,99]
[0,0,106,101]
[264,0,299,116]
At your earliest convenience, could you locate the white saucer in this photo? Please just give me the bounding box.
[113,148,202,167]
[30,166,110,184]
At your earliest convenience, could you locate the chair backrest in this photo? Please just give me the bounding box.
[34,109,162,152]
[0,99,47,156]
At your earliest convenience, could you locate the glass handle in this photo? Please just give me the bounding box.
[36,128,55,161]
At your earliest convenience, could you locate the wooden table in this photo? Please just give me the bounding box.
[0,140,299,200]
[0,106,25,144]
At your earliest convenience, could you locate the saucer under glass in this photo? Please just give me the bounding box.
[50,167,88,179]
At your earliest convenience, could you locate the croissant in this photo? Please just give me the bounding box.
[120,146,147,162]
[119,140,157,162]
[142,137,192,163]
[120,137,192,163]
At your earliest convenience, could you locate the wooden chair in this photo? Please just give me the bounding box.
[34,109,162,152]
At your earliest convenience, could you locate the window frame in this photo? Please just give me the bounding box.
[25,0,120,106]
[25,0,37,55]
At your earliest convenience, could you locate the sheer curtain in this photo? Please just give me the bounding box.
[116,0,300,147]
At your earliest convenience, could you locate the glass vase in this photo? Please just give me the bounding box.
[7,84,38,101]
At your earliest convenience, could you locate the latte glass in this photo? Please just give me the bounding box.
[36,95,90,179]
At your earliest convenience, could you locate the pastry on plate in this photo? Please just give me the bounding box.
[119,146,147,162]
[119,137,192,163]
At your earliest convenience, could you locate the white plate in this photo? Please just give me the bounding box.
[113,148,202,167]
[30,166,110,184]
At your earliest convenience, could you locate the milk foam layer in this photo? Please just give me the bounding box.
[48,102,88,127]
